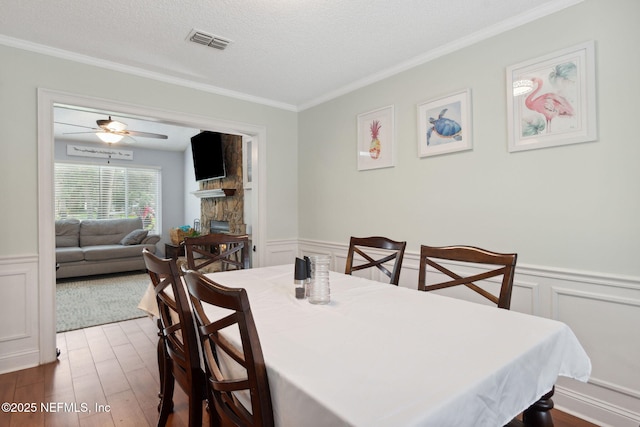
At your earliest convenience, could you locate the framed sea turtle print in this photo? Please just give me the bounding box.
[417,89,472,158]
[506,41,596,152]
[357,105,395,170]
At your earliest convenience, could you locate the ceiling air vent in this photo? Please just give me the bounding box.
[187,29,232,50]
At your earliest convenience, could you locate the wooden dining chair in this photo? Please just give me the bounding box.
[345,236,407,285]
[183,233,250,273]
[183,270,274,427]
[418,245,517,309]
[142,249,206,427]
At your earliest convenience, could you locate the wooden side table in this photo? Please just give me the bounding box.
[164,243,184,260]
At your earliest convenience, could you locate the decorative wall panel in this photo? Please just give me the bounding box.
[0,256,39,374]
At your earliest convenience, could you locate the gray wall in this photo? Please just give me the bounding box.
[298,0,640,277]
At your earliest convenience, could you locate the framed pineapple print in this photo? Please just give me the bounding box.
[357,105,395,170]
[417,89,472,158]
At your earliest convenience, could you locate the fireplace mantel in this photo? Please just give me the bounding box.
[191,188,236,198]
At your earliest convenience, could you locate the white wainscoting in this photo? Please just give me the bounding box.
[285,239,640,427]
[0,255,40,374]
[263,239,299,266]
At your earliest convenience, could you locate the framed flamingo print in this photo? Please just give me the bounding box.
[506,41,597,152]
[357,105,395,170]
[417,89,472,158]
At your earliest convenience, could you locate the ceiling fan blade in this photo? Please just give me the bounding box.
[63,131,102,135]
[59,116,167,140]
[55,122,98,130]
[124,130,168,139]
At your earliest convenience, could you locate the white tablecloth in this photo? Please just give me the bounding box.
[138,264,591,427]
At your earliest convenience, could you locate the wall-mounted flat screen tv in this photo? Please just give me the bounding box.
[191,131,226,181]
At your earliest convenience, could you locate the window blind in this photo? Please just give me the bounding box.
[55,163,160,233]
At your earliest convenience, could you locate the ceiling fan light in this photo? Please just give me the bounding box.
[97,132,124,143]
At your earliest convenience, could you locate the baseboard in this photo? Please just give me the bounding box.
[0,350,40,375]
[555,384,640,427]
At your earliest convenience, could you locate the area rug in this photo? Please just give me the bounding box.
[56,272,151,332]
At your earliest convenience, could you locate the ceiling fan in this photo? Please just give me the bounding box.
[58,116,168,143]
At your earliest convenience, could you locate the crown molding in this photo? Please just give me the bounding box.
[297,0,584,111]
[0,34,298,112]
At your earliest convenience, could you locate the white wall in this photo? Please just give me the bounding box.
[298,0,639,276]
[297,0,640,424]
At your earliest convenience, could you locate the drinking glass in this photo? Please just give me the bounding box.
[308,254,330,305]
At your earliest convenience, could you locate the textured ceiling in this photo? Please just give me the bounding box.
[1,0,581,112]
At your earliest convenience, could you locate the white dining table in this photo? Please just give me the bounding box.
[138,264,591,427]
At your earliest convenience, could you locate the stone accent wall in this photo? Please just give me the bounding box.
[199,134,245,234]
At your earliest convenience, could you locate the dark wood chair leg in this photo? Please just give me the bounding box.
[187,383,203,427]
[157,328,174,426]
[522,387,555,427]
[206,397,221,427]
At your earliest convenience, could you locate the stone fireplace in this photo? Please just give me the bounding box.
[199,133,246,235]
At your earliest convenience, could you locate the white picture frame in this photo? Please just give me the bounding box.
[506,41,597,152]
[357,105,395,171]
[242,136,252,189]
[66,144,133,160]
[417,89,472,158]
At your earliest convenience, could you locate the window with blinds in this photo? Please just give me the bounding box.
[55,163,160,233]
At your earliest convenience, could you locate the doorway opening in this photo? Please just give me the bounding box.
[38,89,266,363]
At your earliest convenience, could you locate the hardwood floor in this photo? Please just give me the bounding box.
[0,318,597,427]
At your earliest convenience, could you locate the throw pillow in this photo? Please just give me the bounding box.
[120,229,149,245]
